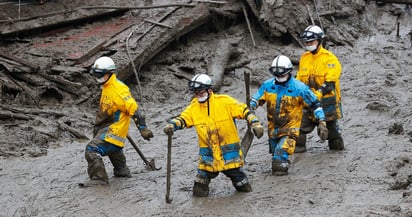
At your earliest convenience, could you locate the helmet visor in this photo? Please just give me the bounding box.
[91,68,114,78]
[300,30,318,42]
[188,80,210,91]
[269,66,291,76]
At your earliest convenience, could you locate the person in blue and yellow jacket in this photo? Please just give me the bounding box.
[250,55,327,176]
[79,56,154,187]
[163,74,264,197]
[296,25,344,153]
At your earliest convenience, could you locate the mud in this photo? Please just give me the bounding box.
[1,1,412,217]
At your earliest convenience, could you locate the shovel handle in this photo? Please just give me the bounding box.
[165,133,172,203]
[244,70,251,107]
[127,135,150,164]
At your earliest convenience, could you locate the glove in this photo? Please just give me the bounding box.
[251,122,264,139]
[317,121,328,142]
[163,123,174,136]
[139,128,154,141]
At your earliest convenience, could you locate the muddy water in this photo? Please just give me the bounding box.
[1,2,412,217]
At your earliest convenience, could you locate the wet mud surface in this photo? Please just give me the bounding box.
[0,1,412,217]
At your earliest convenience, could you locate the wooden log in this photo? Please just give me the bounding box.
[0,4,196,24]
[244,0,260,19]
[208,39,237,92]
[0,70,39,106]
[0,111,32,120]
[57,120,89,140]
[241,2,256,47]
[373,0,412,4]
[68,39,107,64]
[0,50,39,71]
[0,105,67,117]
[80,3,196,10]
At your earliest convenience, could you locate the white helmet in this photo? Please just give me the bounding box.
[269,55,293,77]
[91,56,116,78]
[300,25,325,43]
[188,74,213,91]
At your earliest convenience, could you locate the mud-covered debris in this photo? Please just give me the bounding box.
[388,122,404,135]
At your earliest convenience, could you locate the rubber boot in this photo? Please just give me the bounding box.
[294,134,307,153]
[113,166,131,177]
[85,152,109,183]
[272,159,289,176]
[327,127,344,150]
[193,182,209,197]
[328,137,344,150]
[109,151,131,177]
[235,182,252,192]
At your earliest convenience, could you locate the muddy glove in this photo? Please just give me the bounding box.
[132,110,153,141]
[140,127,154,141]
[251,122,264,139]
[163,123,174,136]
[317,121,328,142]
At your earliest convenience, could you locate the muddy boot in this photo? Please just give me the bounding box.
[109,150,130,177]
[294,134,307,153]
[235,183,253,192]
[193,182,209,197]
[328,137,344,150]
[113,166,131,178]
[78,179,109,188]
[272,159,289,176]
[85,151,109,183]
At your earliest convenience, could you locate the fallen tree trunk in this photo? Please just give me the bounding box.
[57,120,89,140]
[208,37,242,92]
[373,0,412,4]
[208,39,235,92]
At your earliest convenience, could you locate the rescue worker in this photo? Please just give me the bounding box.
[163,74,264,197]
[295,25,344,153]
[79,56,154,187]
[250,55,327,176]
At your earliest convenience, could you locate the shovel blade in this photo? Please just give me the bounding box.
[145,158,161,170]
[241,128,254,160]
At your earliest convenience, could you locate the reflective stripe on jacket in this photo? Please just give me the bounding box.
[97,74,138,147]
[251,77,324,139]
[174,93,258,172]
[296,46,342,120]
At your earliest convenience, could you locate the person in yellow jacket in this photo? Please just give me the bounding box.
[295,25,344,153]
[79,56,154,187]
[163,74,264,197]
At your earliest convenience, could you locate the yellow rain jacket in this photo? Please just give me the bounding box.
[170,92,259,172]
[297,46,342,120]
[94,74,138,147]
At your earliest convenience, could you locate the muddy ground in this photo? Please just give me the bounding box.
[1,1,412,217]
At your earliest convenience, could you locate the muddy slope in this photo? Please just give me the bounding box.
[0,1,412,217]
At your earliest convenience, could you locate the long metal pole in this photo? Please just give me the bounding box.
[165,133,172,203]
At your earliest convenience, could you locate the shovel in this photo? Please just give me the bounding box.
[127,135,161,171]
[241,70,254,160]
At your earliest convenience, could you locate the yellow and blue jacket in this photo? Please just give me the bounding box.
[169,92,259,172]
[297,46,342,120]
[251,77,325,139]
[95,74,138,147]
